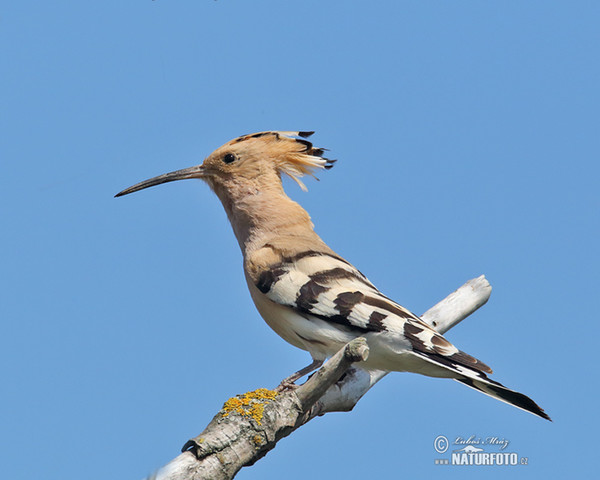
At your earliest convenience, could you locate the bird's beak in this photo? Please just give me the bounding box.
[115,165,206,197]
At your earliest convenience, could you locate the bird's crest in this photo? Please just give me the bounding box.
[227,131,336,191]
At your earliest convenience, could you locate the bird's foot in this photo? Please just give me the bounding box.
[275,380,299,393]
[276,358,324,392]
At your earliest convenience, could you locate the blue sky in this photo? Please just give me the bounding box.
[1,1,598,478]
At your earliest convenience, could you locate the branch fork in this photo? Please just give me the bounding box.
[150,275,492,480]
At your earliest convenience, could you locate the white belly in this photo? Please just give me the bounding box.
[246,278,354,361]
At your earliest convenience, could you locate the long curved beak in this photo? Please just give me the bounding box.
[115,165,206,197]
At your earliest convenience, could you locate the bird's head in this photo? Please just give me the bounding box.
[115,131,335,199]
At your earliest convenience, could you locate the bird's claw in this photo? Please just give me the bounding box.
[275,380,299,393]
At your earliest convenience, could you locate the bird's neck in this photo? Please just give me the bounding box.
[213,182,323,256]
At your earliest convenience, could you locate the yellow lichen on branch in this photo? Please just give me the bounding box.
[221,388,279,425]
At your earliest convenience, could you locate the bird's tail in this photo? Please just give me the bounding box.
[411,351,551,421]
[453,376,551,421]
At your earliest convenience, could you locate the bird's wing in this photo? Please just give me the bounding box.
[253,249,492,375]
[251,248,551,420]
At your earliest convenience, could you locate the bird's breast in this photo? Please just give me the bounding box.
[245,275,354,361]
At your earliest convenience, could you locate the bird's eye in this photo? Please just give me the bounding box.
[223,153,237,164]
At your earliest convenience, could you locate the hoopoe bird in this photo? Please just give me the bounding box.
[116,131,550,421]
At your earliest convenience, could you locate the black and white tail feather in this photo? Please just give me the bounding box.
[411,351,550,420]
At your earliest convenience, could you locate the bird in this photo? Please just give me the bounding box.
[116,131,550,421]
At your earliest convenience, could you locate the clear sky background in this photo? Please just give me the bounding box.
[1,1,598,479]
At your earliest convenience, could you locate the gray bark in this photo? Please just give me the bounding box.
[150,275,492,480]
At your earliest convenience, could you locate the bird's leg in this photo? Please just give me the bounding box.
[277,358,324,391]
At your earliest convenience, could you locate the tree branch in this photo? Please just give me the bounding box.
[149,275,492,480]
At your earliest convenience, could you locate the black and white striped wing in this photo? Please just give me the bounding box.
[255,251,492,374]
[254,250,551,420]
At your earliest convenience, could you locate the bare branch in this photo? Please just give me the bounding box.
[421,274,492,334]
[151,275,492,480]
